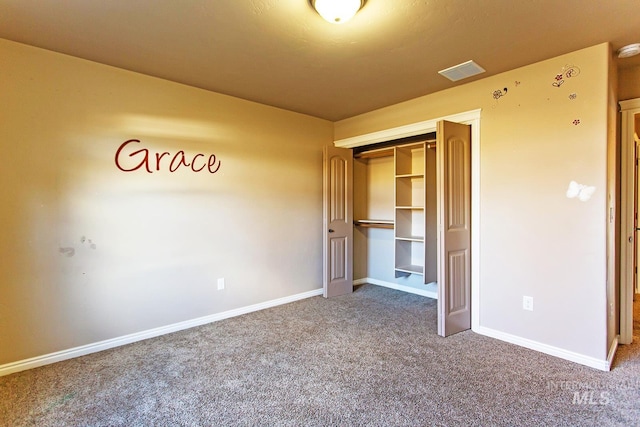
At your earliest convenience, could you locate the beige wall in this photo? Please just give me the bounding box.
[618,65,640,101]
[337,44,612,361]
[0,39,332,365]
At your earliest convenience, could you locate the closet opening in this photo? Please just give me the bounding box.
[325,120,471,336]
[323,110,481,336]
[353,132,438,298]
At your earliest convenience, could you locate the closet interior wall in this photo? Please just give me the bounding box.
[353,151,394,281]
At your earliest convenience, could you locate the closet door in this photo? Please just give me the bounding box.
[323,145,353,298]
[437,121,471,337]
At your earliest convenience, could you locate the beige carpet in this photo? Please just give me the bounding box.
[1,285,639,426]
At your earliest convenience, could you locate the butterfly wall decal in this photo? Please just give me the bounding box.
[566,180,596,202]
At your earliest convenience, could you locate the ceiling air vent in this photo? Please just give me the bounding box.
[438,60,486,82]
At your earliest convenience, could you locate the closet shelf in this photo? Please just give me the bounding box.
[396,173,424,179]
[354,219,394,229]
[395,265,424,275]
[395,235,424,242]
[354,147,394,159]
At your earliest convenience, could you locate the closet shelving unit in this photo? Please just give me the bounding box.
[394,142,427,276]
[353,139,437,280]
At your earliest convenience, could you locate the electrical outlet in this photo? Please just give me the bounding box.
[217,278,225,290]
[523,296,534,311]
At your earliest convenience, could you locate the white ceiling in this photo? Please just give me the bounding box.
[1,0,638,121]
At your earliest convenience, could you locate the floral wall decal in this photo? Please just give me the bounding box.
[492,87,508,99]
[552,64,580,88]
[563,65,580,78]
[553,74,564,87]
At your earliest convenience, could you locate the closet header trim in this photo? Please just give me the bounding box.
[334,109,482,149]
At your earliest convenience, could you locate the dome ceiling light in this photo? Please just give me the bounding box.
[309,0,366,24]
[617,43,640,58]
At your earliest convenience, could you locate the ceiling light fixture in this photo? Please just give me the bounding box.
[309,0,366,24]
[617,43,640,58]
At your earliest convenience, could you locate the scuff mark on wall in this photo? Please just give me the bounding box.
[59,236,97,257]
[58,247,75,257]
[80,235,97,249]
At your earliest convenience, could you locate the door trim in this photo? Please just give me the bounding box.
[619,98,640,345]
[334,109,481,331]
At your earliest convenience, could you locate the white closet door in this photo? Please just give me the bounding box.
[323,145,353,298]
[437,120,472,336]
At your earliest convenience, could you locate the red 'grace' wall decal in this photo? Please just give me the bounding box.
[115,139,221,173]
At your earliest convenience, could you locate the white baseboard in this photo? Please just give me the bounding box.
[0,288,323,377]
[474,325,615,371]
[356,279,616,371]
[4,285,615,375]
[355,277,437,299]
